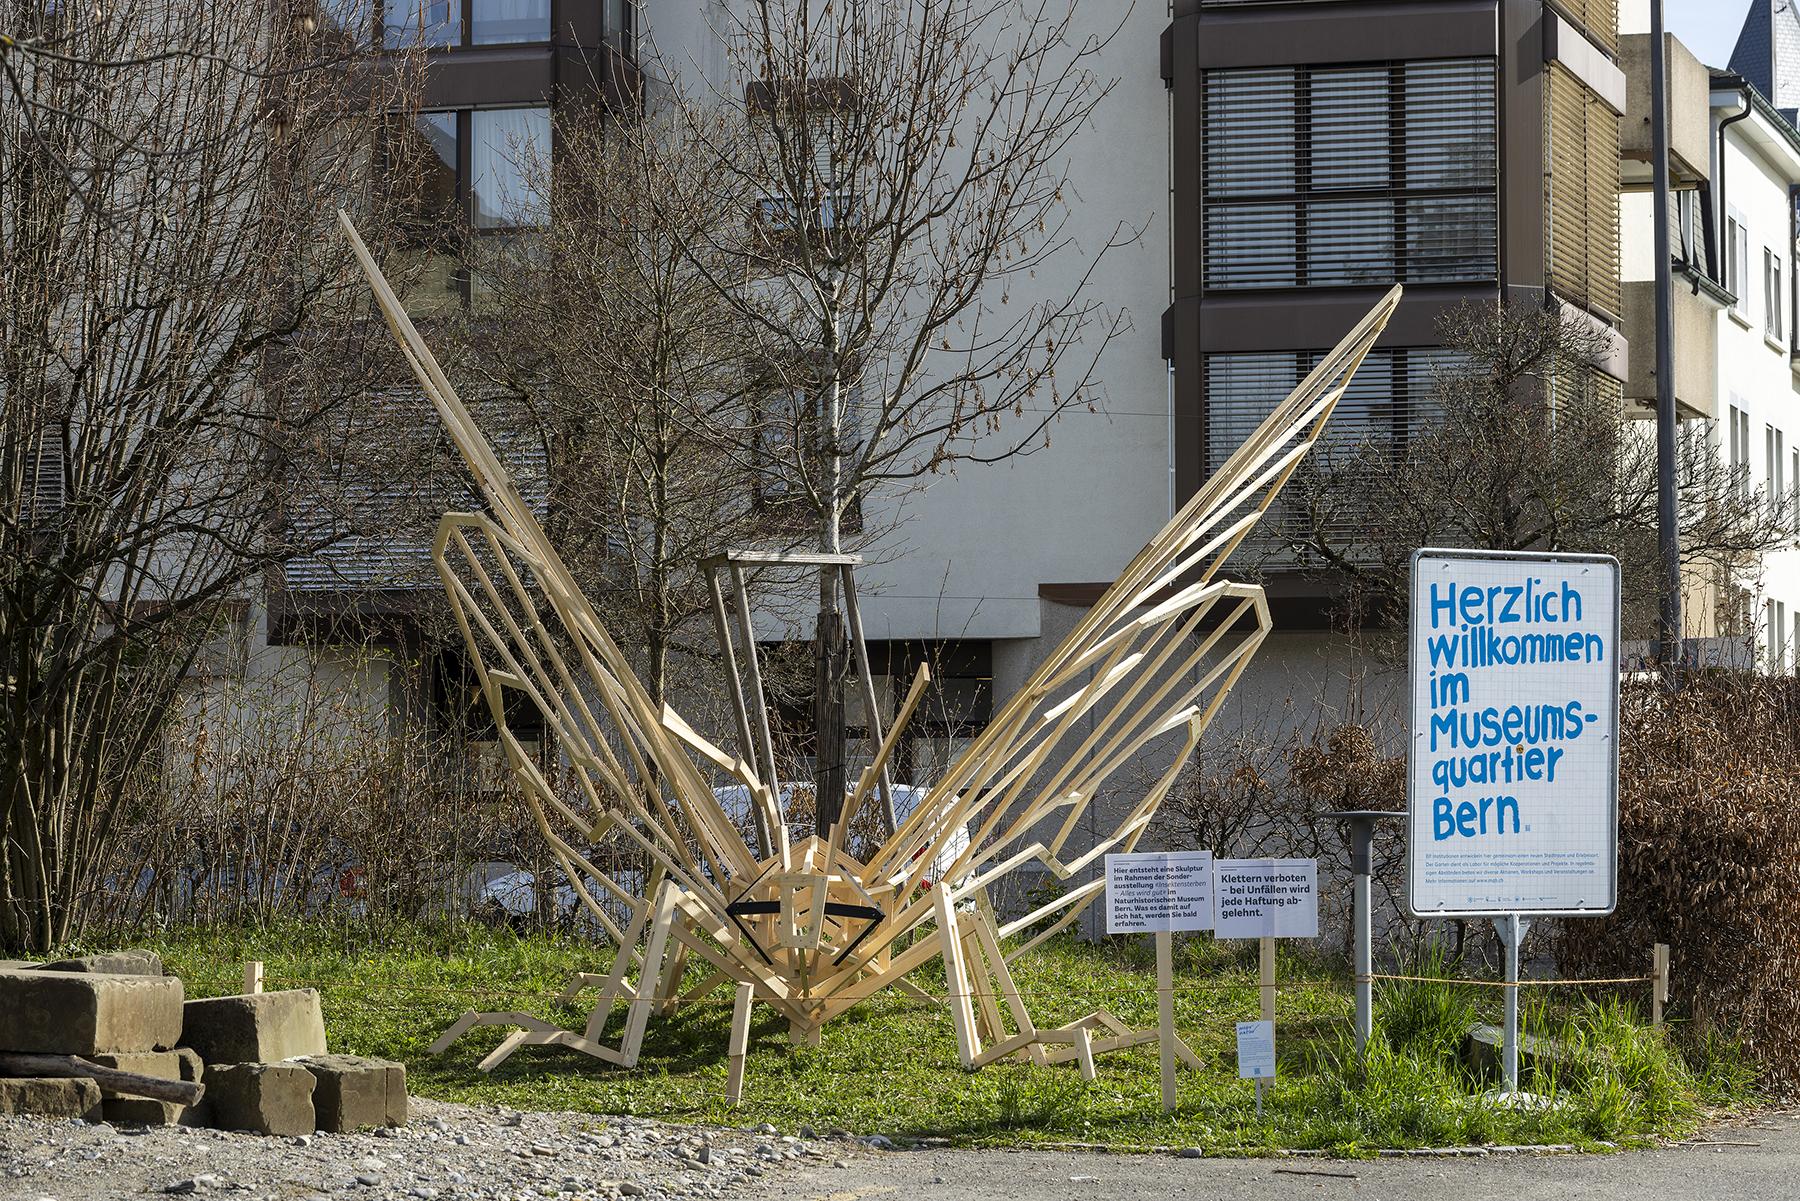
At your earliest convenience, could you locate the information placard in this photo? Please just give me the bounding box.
[1235,1020,1276,1079]
[1104,851,1213,933]
[1213,859,1318,939]
[1407,549,1620,917]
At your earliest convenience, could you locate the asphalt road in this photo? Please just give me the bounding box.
[766,1112,1800,1200]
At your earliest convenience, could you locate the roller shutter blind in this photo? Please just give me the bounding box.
[1546,63,1621,316]
[1201,58,1497,291]
[1203,348,1456,555]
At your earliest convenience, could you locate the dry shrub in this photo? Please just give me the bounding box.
[1555,675,1800,1091]
[85,648,612,938]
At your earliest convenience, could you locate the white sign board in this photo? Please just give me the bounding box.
[1235,1020,1276,1079]
[1408,549,1620,917]
[1104,851,1213,934]
[1213,859,1319,939]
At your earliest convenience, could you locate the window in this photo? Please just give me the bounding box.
[604,0,636,52]
[1203,347,1455,556]
[1769,599,1789,672]
[387,107,550,232]
[1201,58,1498,290]
[17,434,63,527]
[471,108,551,227]
[384,0,551,48]
[388,110,460,238]
[385,0,458,46]
[1731,402,1752,500]
[1726,212,1748,313]
[1790,445,1797,520]
[1769,427,1787,527]
[1768,248,1785,342]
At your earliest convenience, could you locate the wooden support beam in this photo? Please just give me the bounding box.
[1157,930,1177,1113]
[726,983,754,1107]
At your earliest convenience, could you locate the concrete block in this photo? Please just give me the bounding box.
[88,1049,204,1098]
[202,1063,315,1137]
[296,1054,407,1131]
[0,1077,103,1120]
[101,1096,189,1126]
[35,949,164,976]
[1463,1022,1578,1084]
[181,989,326,1064]
[0,968,184,1055]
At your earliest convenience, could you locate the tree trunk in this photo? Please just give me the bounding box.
[812,591,848,838]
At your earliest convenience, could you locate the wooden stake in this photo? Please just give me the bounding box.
[1653,942,1670,1029]
[1074,1026,1097,1082]
[243,961,263,996]
[725,983,754,1107]
[1259,936,1276,1024]
[1157,930,1177,1113]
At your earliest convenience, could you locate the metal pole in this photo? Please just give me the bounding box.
[1354,857,1372,1051]
[1651,0,1683,668]
[1495,913,1530,1094]
[1327,811,1390,1054]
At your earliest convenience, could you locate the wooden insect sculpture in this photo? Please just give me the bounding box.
[339,211,1399,1085]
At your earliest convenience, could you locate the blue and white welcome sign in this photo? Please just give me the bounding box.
[1406,549,1620,917]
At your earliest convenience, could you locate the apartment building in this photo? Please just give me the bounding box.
[1618,5,1800,670]
[258,0,1634,783]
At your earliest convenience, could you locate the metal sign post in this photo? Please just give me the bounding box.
[1326,811,1397,1054]
[1495,913,1531,1093]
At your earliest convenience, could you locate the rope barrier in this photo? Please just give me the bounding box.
[248,970,1655,1007]
[1363,972,1654,989]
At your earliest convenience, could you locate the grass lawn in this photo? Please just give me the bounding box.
[141,921,1749,1154]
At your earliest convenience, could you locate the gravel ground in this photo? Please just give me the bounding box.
[0,1098,864,1201]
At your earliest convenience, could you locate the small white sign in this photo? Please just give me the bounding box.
[1104,851,1213,934]
[1407,550,1621,917]
[1213,858,1318,940]
[1236,1019,1276,1080]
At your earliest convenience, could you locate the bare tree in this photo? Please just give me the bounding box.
[456,106,779,707]
[1283,301,1792,642]
[0,0,420,951]
[661,0,1132,830]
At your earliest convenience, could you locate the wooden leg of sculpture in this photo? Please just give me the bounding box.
[620,883,680,1069]
[725,982,754,1107]
[584,895,654,1044]
[935,885,980,1070]
[974,892,1042,1065]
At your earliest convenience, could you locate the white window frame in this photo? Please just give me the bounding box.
[1768,248,1785,343]
[1727,211,1748,315]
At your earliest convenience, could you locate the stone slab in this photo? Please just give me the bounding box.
[0,1077,103,1120]
[203,1063,314,1137]
[35,950,164,976]
[296,1054,407,1130]
[0,968,184,1055]
[101,1096,189,1126]
[181,990,326,1065]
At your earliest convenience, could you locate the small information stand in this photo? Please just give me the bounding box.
[1105,851,1211,1111]
[1236,1019,1276,1114]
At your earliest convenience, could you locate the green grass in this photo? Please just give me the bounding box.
[119,920,1750,1154]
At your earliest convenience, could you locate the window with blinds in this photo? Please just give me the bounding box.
[1201,59,1497,291]
[1203,347,1455,555]
[1545,64,1620,316]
